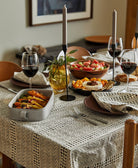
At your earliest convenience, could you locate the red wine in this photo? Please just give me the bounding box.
[121,62,137,74]
[23,66,38,77]
[108,49,121,58]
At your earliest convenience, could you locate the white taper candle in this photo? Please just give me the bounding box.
[63,5,67,45]
[112,9,117,44]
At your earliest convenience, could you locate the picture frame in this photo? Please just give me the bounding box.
[29,0,93,26]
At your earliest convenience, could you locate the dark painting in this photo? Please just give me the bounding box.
[38,0,86,16]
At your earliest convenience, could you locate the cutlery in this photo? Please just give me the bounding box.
[0,85,18,94]
[73,107,108,124]
[90,117,108,124]
[73,107,98,126]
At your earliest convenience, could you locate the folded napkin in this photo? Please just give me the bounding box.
[82,51,120,67]
[13,71,49,86]
[92,92,138,114]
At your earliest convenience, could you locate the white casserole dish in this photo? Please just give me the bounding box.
[8,88,54,121]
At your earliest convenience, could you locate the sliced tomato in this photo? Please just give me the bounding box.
[92,59,99,64]
[83,67,93,71]
[99,62,105,66]
[90,63,98,68]
[70,65,77,69]
[70,64,76,67]
[83,60,91,66]
[75,64,83,68]
[91,63,102,70]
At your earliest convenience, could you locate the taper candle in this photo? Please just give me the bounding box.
[63,5,67,45]
[112,9,117,44]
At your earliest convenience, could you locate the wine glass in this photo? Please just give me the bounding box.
[21,52,39,88]
[120,49,137,92]
[108,36,123,82]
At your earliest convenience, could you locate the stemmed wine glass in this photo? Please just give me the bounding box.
[108,36,123,82]
[120,49,137,92]
[21,52,39,88]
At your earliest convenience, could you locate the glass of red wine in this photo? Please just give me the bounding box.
[21,52,39,88]
[120,49,137,92]
[108,36,123,83]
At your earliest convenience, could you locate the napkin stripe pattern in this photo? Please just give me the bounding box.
[92,92,138,113]
[9,120,17,161]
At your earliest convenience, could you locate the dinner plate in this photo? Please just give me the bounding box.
[69,85,112,96]
[69,86,92,96]
[10,78,50,88]
[85,35,110,44]
[84,95,125,115]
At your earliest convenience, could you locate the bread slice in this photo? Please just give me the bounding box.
[115,73,137,83]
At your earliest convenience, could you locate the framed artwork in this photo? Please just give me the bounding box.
[29,0,93,26]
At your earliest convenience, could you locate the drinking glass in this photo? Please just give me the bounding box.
[21,52,39,88]
[120,49,137,92]
[108,36,123,81]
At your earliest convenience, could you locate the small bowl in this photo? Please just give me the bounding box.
[69,62,110,79]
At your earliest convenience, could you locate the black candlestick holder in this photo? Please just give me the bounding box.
[60,45,76,101]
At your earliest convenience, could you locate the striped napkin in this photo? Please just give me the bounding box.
[13,71,49,86]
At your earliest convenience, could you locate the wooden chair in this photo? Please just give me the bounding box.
[0,61,22,82]
[2,155,15,168]
[0,61,22,168]
[123,119,138,168]
[67,46,91,62]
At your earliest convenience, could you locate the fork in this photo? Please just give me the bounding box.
[73,107,98,126]
[73,107,108,124]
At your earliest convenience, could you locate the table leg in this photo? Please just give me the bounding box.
[2,154,15,168]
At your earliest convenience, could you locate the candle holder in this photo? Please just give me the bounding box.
[60,45,76,101]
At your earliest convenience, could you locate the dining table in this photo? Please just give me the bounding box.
[0,64,138,168]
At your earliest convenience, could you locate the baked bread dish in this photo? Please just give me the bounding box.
[132,66,138,77]
[115,73,137,83]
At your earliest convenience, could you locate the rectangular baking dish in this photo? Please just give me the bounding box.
[8,88,54,121]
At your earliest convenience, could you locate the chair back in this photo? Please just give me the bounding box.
[67,46,91,62]
[123,119,138,168]
[0,61,22,82]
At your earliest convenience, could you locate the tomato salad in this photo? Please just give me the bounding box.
[70,59,107,71]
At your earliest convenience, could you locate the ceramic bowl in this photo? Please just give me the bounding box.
[69,62,110,79]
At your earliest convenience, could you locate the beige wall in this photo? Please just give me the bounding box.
[0,0,127,61]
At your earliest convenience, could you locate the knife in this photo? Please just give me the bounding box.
[0,85,18,94]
